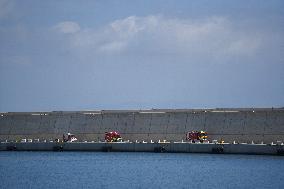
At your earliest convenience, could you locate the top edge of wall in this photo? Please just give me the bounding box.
[1,108,284,115]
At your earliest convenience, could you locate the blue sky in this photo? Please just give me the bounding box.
[0,0,283,112]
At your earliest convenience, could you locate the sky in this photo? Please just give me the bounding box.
[0,0,283,112]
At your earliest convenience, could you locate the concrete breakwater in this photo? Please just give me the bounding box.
[0,108,284,143]
[1,142,284,155]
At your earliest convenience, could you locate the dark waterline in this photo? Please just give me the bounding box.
[0,152,283,189]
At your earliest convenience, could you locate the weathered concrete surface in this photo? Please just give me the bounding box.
[1,142,283,155]
[0,108,283,143]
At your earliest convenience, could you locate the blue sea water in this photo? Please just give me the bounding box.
[0,152,283,189]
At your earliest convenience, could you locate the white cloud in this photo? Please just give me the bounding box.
[54,15,265,60]
[54,21,81,34]
[99,41,127,52]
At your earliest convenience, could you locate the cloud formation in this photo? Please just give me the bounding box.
[54,21,81,34]
[54,15,264,61]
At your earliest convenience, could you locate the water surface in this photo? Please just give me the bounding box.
[0,152,283,189]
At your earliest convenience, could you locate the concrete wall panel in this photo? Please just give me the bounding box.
[167,113,187,134]
[115,113,135,133]
[84,115,103,134]
[224,112,246,134]
[133,113,152,134]
[186,112,206,131]
[149,113,168,134]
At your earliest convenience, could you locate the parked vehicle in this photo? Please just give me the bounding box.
[186,131,208,143]
[105,131,122,142]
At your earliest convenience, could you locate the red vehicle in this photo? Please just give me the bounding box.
[186,131,208,143]
[105,131,122,142]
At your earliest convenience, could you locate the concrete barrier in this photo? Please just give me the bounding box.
[0,108,283,143]
[1,142,283,155]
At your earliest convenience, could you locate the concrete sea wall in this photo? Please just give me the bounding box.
[1,142,284,156]
[0,108,283,143]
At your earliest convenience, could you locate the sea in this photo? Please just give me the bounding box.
[0,152,283,189]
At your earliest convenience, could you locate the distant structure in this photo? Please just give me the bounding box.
[0,108,283,143]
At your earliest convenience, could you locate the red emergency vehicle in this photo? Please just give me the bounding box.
[105,131,122,142]
[186,131,208,143]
